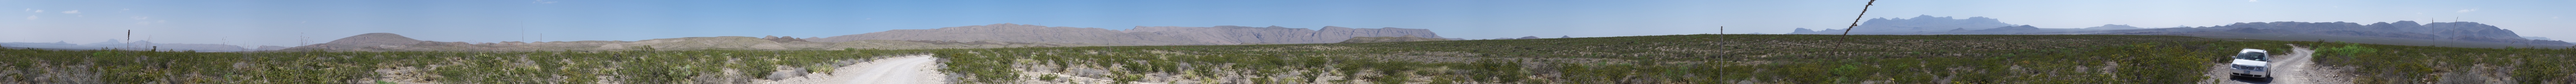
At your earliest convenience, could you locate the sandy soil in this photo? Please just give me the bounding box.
[762,55,947,84]
[2205,44,2351,84]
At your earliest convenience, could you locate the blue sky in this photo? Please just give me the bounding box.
[5,0,2572,47]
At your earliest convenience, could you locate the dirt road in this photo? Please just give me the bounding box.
[2206,44,2350,84]
[765,55,947,84]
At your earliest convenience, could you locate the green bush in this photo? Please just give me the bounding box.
[1040,74,1059,81]
[2322,43,2378,57]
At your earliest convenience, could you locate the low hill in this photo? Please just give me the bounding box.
[253,46,290,51]
[2083,24,2147,29]
[279,33,427,51]
[1336,35,1450,43]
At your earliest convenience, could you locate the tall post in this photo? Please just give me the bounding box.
[1841,0,1877,35]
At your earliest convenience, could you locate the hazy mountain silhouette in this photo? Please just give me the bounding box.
[808,24,1446,45]
[254,45,291,51]
[1338,35,1450,43]
[2024,21,2570,47]
[2206,21,2562,45]
[2083,24,2146,29]
[1972,25,2043,32]
[1789,15,2019,34]
[279,33,425,51]
[278,32,1119,52]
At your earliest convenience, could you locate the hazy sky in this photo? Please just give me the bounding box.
[5,0,2571,47]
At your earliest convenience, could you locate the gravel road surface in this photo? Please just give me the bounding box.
[2207,44,2351,84]
[765,55,947,84]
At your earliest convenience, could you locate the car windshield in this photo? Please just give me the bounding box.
[2235,52,2268,61]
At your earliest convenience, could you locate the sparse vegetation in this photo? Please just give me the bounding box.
[2,34,2567,84]
[921,34,2242,84]
[927,34,2573,84]
[0,47,924,84]
[2301,41,2576,84]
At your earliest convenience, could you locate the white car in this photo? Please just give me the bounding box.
[2228,48,2272,78]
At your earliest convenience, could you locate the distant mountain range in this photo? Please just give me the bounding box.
[1484,36,1577,40]
[1791,15,2018,34]
[1789,15,2167,35]
[2079,21,2570,46]
[809,24,1452,45]
[2082,24,2146,30]
[266,24,1461,52]
[1786,15,2573,48]
[1337,35,1451,43]
[274,33,1120,52]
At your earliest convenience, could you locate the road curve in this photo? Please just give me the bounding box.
[765,55,946,84]
[2209,44,2346,84]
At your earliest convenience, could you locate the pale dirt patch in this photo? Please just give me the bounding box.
[759,55,946,84]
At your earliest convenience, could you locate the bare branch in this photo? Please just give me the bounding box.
[1841,0,1877,35]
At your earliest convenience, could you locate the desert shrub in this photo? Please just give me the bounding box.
[1039,74,1058,81]
[2322,42,2379,58]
